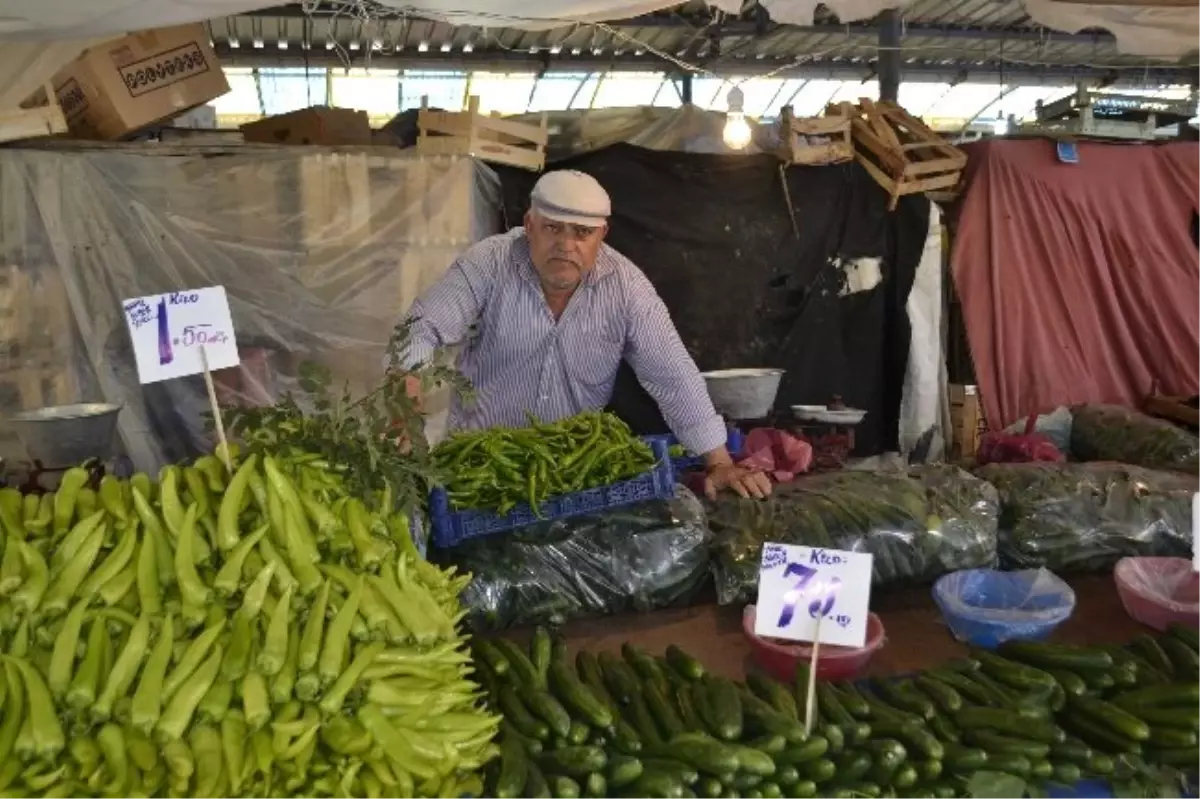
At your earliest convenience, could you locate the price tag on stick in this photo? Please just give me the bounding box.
[122,286,240,470]
[753,542,874,648]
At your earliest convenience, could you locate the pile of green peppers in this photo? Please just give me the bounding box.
[0,447,498,798]
[434,411,659,516]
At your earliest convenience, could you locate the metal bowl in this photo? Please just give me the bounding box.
[9,403,122,467]
[701,368,784,420]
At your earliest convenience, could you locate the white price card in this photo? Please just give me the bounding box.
[754,542,874,648]
[122,287,240,384]
[1193,492,1198,572]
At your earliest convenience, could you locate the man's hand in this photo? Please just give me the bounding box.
[701,445,772,500]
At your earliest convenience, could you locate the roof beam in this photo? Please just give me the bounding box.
[212,45,1197,86]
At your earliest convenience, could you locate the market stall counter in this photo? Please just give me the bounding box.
[539,573,1150,683]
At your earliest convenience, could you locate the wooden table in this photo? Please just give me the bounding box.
[544,573,1143,680]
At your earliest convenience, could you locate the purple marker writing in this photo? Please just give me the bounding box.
[157,297,174,365]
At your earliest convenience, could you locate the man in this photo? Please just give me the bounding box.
[401,169,770,500]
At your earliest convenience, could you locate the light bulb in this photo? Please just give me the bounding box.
[723,86,752,150]
[723,112,752,149]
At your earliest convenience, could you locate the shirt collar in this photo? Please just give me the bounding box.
[516,228,616,289]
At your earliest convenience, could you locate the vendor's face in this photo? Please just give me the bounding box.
[525,210,607,292]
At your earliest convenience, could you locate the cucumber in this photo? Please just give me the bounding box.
[1111,682,1200,710]
[848,782,882,798]
[657,656,689,691]
[1121,705,1198,731]
[522,685,573,738]
[1158,636,1199,680]
[818,723,844,755]
[833,750,872,783]
[607,755,644,789]
[1147,746,1200,768]
[962,728,1051,760]
[747,733,788,755]
[664,732,741,775]
[831,682,871,719]
[760,781,783,798]
[974,649,1057,692]
[996,641,1115,673]
[531,627,553,683]
[1087,753,1114,775]
[500,684,552,741]
[732,744,777,776]
[913,674,963,714]
[954,706,1064,744]
[774,765,800,786]
[815,682,855,726]
[475,639,512,678]
[566,721,590,745]
[624,692,664,749]
[1129,635,1174,676]
[702,678,744,742]
[600,652,642,704]
[891,764,918,788]
[1059,712,1141,754]
[943,743,988,774]
[583,772,606,798]
[1067,694,1150,741]
[525,762,552,798]
[1030,760,1053,780]
[1166,623,1199,653]
[496,729,530,799]
[927,712,960,744]
[1048,669,1088,697]
[776,737,829,766]
[576,651,617,709]
[549,659,613,729]
[986,753,1032,777]
[915,759,943,781]
[800,757,836,784]
[675,683,705,734]
[697,777,723,798]
[1050,739,1094,766]
[866,719,945,760]
[1052,762,1082,783]
[749,673,799,720]
[1145,726,1198,747]
[623,643,667,688]
[665,645,706,681]
[550,775,581,799]
[925,669,996,707]
[732,773,763,790]
[865,738,907,774]
[644,679,686,740]
[643,758,700,786]
[495,637,544,688]
[538,745,608,778]
[740,687,805,742]
[872,679,935,720]
[1083,670,1116,691]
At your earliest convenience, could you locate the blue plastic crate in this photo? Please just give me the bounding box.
[669,427,745,473]
[429,436,675,549]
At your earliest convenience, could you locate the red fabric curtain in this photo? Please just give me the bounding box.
[952,139,1199,430]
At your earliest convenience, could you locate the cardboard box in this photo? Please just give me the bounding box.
[32,23,228,140]
[241,107,373,146]
[949,383,983,459]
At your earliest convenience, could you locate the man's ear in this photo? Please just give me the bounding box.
[599,222,610,241]
[524,209,535,229]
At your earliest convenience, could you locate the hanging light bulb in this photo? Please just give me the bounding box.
[722,86,752,150]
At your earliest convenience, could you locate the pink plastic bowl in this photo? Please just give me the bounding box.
[1114,557,1200,632]
[742,605,887,682]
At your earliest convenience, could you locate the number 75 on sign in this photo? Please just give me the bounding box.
[753,543,874,648]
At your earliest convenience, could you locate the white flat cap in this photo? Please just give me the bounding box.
[530,170,611,227]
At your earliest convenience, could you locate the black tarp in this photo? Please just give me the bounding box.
[494,144,930,455]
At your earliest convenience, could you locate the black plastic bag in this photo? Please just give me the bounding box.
[976,461,1197,573]
[708,465,999,605]
[440,486,712,631]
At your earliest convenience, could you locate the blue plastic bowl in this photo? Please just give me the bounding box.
[932,568,1077,649]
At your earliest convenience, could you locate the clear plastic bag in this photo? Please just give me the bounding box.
[932,568,1076,648]
[976,461,1197,573]
[440,486,711,632]
[1114,557,1199,630]
[1070,404,1199,474]
[708,465,999,605]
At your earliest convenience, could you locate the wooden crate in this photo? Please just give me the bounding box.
[833,99,967,210]
[0,82,67,144]
[417,95,548,172]
[948,383,984,460]
[778,106,853,166]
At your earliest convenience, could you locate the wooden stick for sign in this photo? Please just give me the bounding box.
[199,346,233,473]
[804,614,823,736]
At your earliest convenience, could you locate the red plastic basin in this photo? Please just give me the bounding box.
[1114,557,1200,632]
[742,605,887,682]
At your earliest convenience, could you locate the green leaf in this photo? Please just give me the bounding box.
[966,771,1027,799]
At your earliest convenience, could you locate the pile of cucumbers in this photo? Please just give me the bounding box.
[473,624,1199,799]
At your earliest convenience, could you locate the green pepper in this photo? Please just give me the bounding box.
[173,504,211,626]
[53,467,90,535]
[157,645,224,743]
[217,454,258,551]
[93,610,151,721]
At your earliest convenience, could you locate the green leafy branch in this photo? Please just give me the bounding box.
[218,318,474,514]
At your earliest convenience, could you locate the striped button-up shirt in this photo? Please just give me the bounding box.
[402,228,726,456]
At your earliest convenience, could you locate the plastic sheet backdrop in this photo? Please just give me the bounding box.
[708,465,1000,605]
[976,461,1198,574]
[1070,403,1200,474]
[440,485,712,632]
[0,143,501,469]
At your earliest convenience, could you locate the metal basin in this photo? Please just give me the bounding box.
[9,403,122,467]
[701,368,784,420]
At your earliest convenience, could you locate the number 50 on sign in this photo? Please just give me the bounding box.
[753,543,874,648]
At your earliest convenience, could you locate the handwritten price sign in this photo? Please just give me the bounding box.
[122,287,240,384]
[754,543,874,647]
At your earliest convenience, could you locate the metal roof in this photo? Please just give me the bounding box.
[206,2,1199,87]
